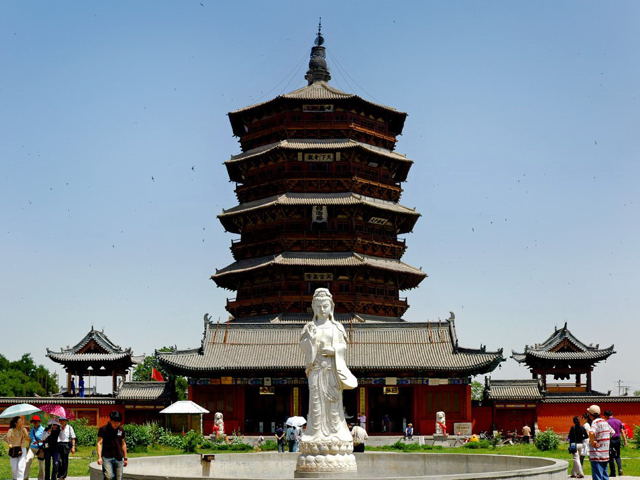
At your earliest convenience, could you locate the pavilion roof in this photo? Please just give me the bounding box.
[158,319,504,377]
[46,328,135,371]
[511,323,614,366]
[230,313,405,324]
[226,139,412,164]
[485,378,543,402]
[212,251,426,289]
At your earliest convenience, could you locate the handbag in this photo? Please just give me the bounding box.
[568,442,577,454]
[36,447,46,460]
[8,446,23,458]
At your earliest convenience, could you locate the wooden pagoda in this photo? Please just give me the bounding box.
[511,323,614,393]
[215,26,424,323]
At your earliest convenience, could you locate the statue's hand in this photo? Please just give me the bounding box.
[321,346,335,356]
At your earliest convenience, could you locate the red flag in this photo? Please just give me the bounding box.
[151,368,165,382]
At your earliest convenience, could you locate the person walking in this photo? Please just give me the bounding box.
[568,416,588,478]
[25,415,46,480]
[274,425,286,453]
[7,416,30,480]
[351,421,368,453]
[285,424,298,452]
[42,420,61,480]
[521,424,532,444]
[97,411,128,480]
[586,405,615,480]
[57,417,76,480]
[604,410,627,477]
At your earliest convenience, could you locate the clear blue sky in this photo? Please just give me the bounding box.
[1,1,638,394]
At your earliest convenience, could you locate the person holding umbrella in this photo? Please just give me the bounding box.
[7,416,30,480]
[42,419,62,480]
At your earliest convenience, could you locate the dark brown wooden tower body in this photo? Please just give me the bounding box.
[213,31,426,323]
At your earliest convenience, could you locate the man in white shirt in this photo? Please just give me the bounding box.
[57,417,76,480]
[350,421,368,453]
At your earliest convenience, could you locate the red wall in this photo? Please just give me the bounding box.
[537,401,640,435]
[471,405,493,433]
[413,384,471,434]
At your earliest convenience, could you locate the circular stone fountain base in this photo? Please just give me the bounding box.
[90,452,568,480]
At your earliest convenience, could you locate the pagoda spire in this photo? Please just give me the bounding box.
[304,18,331,85]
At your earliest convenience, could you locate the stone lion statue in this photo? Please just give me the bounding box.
[435,411,447,435]
[213,411,225,438]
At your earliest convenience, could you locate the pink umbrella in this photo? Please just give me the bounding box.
[40,404,74,420]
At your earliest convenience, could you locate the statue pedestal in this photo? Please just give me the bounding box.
[294,439,357,478]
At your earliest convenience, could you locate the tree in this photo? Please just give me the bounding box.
[0,354,58,396]
[634,390,640,397]
[471,380,484,401]
[132,347,187,400]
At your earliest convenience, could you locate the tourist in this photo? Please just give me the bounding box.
[521,424,531,444]
[382,413,391,433]
[286,424,299,452]
[568,416,588,478]
[7,416,30,480]
[57,417,76,480]
[604,410,626,477]
[42,419,61,480]
[358,412,366,430]
[404,423,414,440]
[274,424,286,453]
[25,415,45,480]
[586,405,615,480]
[97,411,128,480]
[351,421,368,452]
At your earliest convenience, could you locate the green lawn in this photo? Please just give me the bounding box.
[370,442,640,477]
[2,443,639,478]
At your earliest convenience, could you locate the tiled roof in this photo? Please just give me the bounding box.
[158,321,504,376]
[52,328,127,354]
[116,381,172,402]
[47,352,132,363]
[219,192,419,217]
[231,313,404,324]
[486,379,543,401]
[226,139,412,164]
[514,349,614,362]
[542,395,640,404]
[230,82,401,115]
[213,252,425,284]
[512,323,614,365]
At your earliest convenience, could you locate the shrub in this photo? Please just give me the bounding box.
[489,433,502,449]
[261,439,277,451]
[145,422,165,445]
[158,431,184,449]
[70,418,98,447]
[0,440,7,457]
[463,439,491,449]
[534,429,561,451]
[123,424,153,451]
[182,430,203,453]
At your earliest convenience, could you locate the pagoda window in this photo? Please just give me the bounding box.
[339,283,350,293]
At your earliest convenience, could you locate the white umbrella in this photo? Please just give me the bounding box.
[286,416,306,427]
[159,400,209,415]
[0,403,40,419]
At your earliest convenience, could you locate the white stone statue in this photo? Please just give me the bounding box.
[435,411,447,436]
[295,288,358,477]
[213,412,225,438]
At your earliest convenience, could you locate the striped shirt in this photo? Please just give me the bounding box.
[589,417,615,462]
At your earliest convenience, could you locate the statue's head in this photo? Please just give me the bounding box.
[436,411,445,421]
[214,412,223,422]
[311,288,334,321]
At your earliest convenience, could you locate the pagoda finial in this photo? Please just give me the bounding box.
[305,18,331,85]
